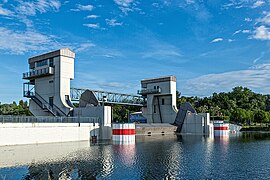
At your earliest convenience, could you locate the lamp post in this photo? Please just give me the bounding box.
[102,96,107,125]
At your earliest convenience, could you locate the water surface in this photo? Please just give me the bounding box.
[0,133,270,179]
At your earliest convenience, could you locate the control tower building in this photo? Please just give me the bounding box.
[138,76,178,124]
[23,48,75,116]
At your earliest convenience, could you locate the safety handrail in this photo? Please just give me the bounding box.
[35,92,67,117]
[0,115,100,123]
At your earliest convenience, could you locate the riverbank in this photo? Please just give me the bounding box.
[240,126,270,131]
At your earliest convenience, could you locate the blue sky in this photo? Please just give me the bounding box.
[1,0,270,103]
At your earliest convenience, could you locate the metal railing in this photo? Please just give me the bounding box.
[23,82,35,98]
[34,92,67,117]
[23,66,54,79]
[70,88,144,106]
[137,87,161,95]
[0,115,100,123]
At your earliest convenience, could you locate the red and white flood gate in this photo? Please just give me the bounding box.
[112,123,135,144]
[214,122,229,136]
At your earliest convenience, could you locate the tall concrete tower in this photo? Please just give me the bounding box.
[23,48,75,116]
[138,76,178,123]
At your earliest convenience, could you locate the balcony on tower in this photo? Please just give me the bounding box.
[23,66,54,80]
[137,87,162,95]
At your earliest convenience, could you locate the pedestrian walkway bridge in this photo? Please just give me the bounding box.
[70,88,144,106]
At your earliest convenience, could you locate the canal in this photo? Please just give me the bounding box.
[0,132,270,179]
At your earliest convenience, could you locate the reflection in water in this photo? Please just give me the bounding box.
[203,135,214,177]
[0,132,269,179]
[215,135,230,155]
[240,132,270,141]
[136,135,181,179]
[112,144,136,167]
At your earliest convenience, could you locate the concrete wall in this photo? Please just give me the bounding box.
[141,77,177,124]
[29,99,52,116]
[0,123,100,146]
[73,106,112,140]
[28,49,75,116]
[181,113,213,135]
[151,95,177,123]
[58,55,74,111]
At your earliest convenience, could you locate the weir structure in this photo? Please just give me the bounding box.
[20,48,214,144]
[23,48,75,117]
[138,76,178,124]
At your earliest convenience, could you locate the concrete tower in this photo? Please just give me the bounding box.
[138,76,178,124]
[23,48,75,116]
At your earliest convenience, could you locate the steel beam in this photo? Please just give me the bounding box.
[70,88,144,106]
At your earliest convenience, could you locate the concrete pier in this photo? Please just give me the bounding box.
[136,123,177,135]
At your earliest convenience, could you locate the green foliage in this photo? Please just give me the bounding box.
[254,110,269,123]
[177,86,270,124]
[112,104,141,123]
[0,100,32,116]
[2,86,270,125]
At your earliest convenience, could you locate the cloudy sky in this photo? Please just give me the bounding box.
[1,0,270,103]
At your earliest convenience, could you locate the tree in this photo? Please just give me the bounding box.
[177,86,270,123]
[0,100,31,116]
[254,110,268,123]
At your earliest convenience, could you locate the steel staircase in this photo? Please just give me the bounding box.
[25,91,67,117]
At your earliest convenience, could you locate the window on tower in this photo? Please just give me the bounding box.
[36,60,48,67]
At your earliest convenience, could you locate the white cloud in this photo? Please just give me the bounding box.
[0,27,59,54]
[98,82,131,90]
[106,19,123,26]
[222,1,246,9]
[135,31,184,63]
[86,15,99,19]
[185,0,195,5]
[83,23,100,29]
[0,5,13,16]
[253,25,270,40]
[222,3,236,9]
[228,39,235,42]
[71,4,94,11]
[252,0,265,8]
[142,49,182,59]
[222,1,265,10]
[0,27,96,55]
[244,18,252,22]
[99,49,123,58]
[257,12,270,25]
[234,29,251,35]
[211,38,223,43]
[119,6,133,14]
[250,12,270,40]
[152,3,159,8]
[114,0,134,7]
[233,30,241,35]
[251,63,270,69]
[74,72,134,93]
[0,0,61,27]
[252,52,264,63]
[75,43,96,52]
[113,0,141,15]
[242,30,251,33]
[102,54,115,58]
[181,64,270,96]
[15,0,61,16]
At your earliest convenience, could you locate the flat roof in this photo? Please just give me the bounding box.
[141,76,176,84]
[28,48,75,64]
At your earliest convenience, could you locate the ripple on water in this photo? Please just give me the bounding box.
[0,133,270,179]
